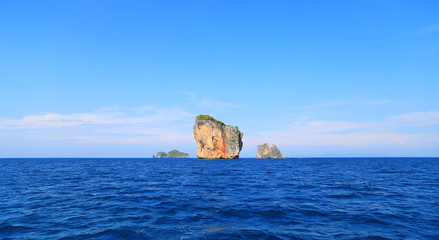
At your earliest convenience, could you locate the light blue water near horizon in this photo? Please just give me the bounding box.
[0,158,438,239]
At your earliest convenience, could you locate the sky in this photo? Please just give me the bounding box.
[1,0,438,157]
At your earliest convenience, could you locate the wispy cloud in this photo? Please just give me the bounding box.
[246,111,439,147]
[392,111,439,127]
[286,99,393,110]
[63,133,194,145]
[0,106,195,145]
[0,106,193,130]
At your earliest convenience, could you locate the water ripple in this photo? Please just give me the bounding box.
[0,158,438,239]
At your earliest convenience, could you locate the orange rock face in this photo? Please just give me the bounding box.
[193,116,243,159]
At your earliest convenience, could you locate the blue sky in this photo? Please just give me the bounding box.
[1,0,438,157]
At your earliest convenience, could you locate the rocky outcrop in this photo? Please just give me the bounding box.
[194,115,243,159]
[256,143,283,158]
[154,150,189,158]
[156,151,168,158]
[167,149,189,158]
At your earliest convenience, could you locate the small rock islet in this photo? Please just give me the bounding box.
[256,143,284,158]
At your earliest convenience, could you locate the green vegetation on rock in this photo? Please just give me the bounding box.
[156,151,167,158]
[155,150,189,158]
[196,114,225,126]
[167,149,190,158]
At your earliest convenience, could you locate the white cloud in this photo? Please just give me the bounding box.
[246,111,439,147]
[0,106,195,146]
[0,106,193,130]
[284,99,393,110]
[392,111,439,126]
[65,134,194,145]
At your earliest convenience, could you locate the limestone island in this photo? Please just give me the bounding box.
[153,150,189,158]
[194,114,243,159]
[256,143,286,159]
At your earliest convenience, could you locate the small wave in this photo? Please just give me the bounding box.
[259,209,288,219]
[60,228,146,240]
[353,235,393,240]
[327,193,358,199]
[0,224,31,233]
[220,207,290,221]
[300,209,329,217]
[207,228,288,240]
[353,215,391,226]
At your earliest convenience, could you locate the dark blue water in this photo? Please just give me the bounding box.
[0,158,438,239]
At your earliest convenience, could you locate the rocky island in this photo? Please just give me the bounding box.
[153,150,189,158]
[167,149,190,158]
[256,143,284,158]
[193,115,243,159]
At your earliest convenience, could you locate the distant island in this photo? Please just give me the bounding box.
[153,149,189,158]
[256,143,286,159]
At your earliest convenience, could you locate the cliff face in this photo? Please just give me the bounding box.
[256,143,283,158]
[193,115,243,159]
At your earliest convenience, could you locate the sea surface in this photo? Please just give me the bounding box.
[0,158,438,239]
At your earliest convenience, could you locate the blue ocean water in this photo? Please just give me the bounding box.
[0,158,438,239]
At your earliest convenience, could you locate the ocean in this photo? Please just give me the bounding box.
[0,158,438,239]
